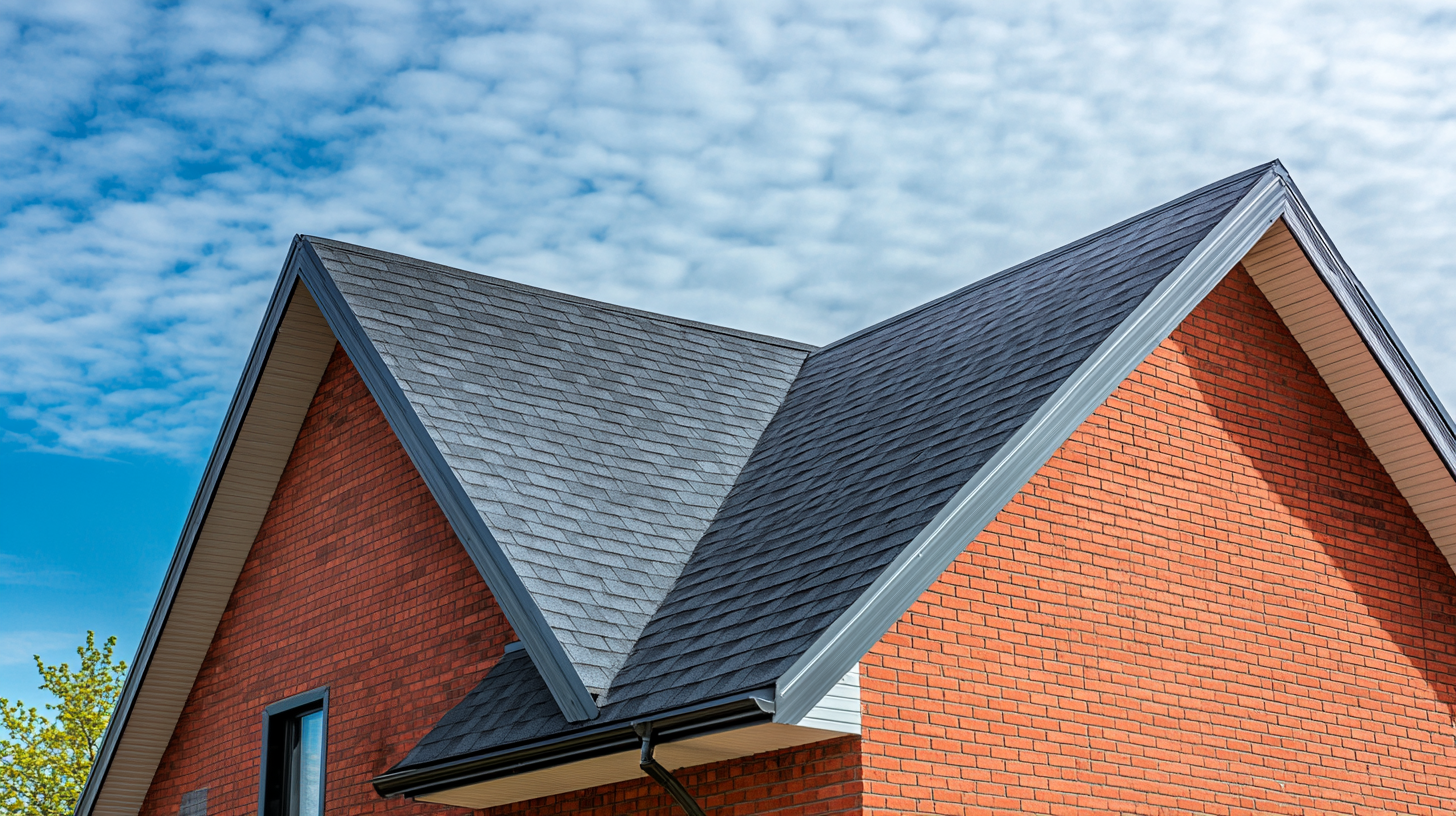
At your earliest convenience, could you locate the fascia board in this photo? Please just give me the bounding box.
[772,168,1291,725]
[75,246,312,816]
[294,238,599,724]
[1272,167,1456,483]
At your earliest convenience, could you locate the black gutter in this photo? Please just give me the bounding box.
[371,690,775,800]
[638,722,706,816]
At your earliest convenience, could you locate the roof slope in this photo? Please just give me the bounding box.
[603,162,1272,712]
[388,163,1275,769]
[308,240,812,690]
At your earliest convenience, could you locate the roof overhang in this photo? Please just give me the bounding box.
[76,238,599,816]
[372,678,861,809]
[769,163,1456,725]
[77,271,338,816]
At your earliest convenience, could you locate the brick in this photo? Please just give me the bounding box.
[138,346,861,816]
[860,267,1456,814]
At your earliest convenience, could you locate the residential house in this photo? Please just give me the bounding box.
[77,162,1456,815]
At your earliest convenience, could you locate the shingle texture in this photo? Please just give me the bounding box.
[399,648,563,766]
[387,162,1276,773]
[603,162,1271,712]
[307,240,812,690]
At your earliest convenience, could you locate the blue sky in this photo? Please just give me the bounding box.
[2,0,1454,706]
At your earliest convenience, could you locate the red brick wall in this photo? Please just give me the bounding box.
[481,737,861,816]
[861,265,1456,815]
[138,346,511,816]
[135,344,863,816]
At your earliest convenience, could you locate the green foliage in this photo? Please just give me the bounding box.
[1,633,127,816]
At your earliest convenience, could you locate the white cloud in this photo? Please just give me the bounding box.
[0,0,1454,457]
[0,630,77,668]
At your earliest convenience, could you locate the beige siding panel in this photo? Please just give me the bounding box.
[1242,221,1456,569]
[1278,299,1348,331]
[91,286,337,816]
[1326,367,1400,400]
[1302,338,1375,372]
[419,722,852,810]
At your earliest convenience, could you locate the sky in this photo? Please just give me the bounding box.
[1,0,1454,707]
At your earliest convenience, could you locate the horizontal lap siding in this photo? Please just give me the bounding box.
[862,265,1456,814]
[137,346,513,816]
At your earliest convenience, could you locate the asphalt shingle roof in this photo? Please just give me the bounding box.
[604,162,1270,713]
[387,162,1275,772]
[308,240,812,691]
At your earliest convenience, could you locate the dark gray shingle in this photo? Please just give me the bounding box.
[309,241,812,691]
[385,162,1274,770]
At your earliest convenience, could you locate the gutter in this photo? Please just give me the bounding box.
[371,690,776,801]
[638,722,706,816]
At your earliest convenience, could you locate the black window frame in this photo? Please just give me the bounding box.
[258,687,329,816]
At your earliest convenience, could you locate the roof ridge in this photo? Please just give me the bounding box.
[302,237,817,353]
[811,160,1280,357]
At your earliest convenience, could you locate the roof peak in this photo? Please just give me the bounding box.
[299,236,817,353]
[813,160,1281,357]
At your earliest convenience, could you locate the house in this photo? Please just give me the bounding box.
[77,161,1456,815]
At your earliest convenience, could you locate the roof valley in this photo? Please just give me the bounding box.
[308,239,814,691]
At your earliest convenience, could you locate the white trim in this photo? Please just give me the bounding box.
[793,666,861,734]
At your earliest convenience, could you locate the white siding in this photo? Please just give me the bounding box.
[793,665,861,734]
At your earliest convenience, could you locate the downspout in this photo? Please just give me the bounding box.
[637,722,707,816]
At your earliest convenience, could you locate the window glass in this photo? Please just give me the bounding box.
[295,709,323,816]
[262,690,326,816]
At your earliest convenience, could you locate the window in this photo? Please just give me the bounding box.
[259,688,327,816]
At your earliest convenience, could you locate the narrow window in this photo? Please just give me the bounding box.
[259,688,327,816]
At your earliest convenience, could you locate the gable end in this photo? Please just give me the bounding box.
[80,276,337,816]
[774,165,1456,726]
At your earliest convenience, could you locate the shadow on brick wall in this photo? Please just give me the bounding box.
[1179,268,1456,723]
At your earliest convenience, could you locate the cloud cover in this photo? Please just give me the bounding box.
[1,0,1453,458]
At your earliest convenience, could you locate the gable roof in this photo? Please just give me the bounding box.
[603,161,1273,718]
[371,162,1278,785]
[308,240,811,692]
[373,161,1456,803]
[76,237,810,816]
[79,160,1456,816]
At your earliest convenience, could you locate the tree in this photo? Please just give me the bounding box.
[1,633,128,816]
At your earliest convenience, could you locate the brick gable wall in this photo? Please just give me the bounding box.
[137,346,510,816]
[861,265,1456,814]
[133,344,862,816]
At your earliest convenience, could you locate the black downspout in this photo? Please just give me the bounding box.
[637,723,707,816]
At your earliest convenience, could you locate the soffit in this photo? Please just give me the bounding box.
[1242,219,1456,568]
[84,285,337,816]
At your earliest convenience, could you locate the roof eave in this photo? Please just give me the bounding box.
[371,688,775,801]
[773,164,1456,724]
[76,245,323,816]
